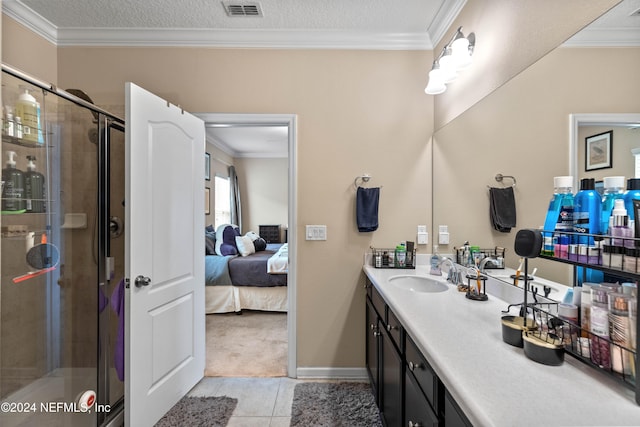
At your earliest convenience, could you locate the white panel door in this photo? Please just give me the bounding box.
[125,83,205,427]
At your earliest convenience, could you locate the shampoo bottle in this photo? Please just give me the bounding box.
[573,178,601,245]
[15,88,38,143]
[600,176,625,236]
[1,151,25,212]
[24,155,46,213]
[542,176,574,255]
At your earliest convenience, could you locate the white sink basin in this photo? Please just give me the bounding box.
[388,275,449,293]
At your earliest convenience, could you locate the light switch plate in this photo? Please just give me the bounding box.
[306,225,327,241]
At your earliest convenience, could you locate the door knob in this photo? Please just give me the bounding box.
[135,275,151,288]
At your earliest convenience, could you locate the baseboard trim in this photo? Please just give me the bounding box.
[296,367,368,380]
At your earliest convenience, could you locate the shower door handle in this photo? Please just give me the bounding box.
[134,275,151,288]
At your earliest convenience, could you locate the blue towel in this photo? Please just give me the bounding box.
[357,187,380,232]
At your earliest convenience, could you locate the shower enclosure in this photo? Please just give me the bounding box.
[1,64,125,426]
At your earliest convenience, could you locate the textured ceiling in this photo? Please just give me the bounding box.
[5,0,462,49]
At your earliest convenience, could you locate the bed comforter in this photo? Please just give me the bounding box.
[205,243,287,287]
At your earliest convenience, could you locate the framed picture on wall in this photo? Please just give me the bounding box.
[585,130,613,171]
[205,187,210,215]
[205,152,211,181]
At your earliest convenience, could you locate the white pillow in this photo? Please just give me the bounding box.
[245,231,260,241]
[235,235,256,257]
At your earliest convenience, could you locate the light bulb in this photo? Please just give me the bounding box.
[425,68,446,95]
[451,37,472,70]
[439,49,457,83]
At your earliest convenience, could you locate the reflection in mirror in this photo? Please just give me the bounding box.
[570,114,640,190]
[432,1,639,288]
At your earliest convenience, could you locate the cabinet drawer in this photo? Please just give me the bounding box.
[406,334,439,411]
[405,370,439,427]
[370,284,386,319]
[386,308,403,350]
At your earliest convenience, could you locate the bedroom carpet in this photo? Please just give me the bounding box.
[154,396,237,427]
[205,311,287,377]
[290,382,383,427]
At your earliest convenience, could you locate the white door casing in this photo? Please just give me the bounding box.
[125,83,205,427]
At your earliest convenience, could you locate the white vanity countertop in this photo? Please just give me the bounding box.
[363,262,640,427]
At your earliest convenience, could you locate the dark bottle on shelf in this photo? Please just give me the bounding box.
[1,150,25,212]
[24,155,46,213]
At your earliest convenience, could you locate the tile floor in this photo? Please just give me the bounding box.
[187,377,312,427]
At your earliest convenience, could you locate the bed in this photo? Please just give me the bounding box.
[205,242,288,313]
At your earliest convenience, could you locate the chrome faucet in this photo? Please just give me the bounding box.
[478,256,496,274]
[439,257,464,286]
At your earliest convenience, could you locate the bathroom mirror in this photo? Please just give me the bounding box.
[431,1,639,286]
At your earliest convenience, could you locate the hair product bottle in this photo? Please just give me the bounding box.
[1,151,25,212]
[542,176,574,255]
[573,178,601,245]
[24,155,46,213]
[600,176,625,236]
[624,178,640,222]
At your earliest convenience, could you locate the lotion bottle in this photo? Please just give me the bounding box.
[15,88,38,143]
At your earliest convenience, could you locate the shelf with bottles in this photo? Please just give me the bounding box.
[528,302,636,392]
[539,229,640,280]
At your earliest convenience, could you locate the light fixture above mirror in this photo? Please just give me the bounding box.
[425,26,476,95]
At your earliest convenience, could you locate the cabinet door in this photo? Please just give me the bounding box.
[405,371,439,427]
[381,325,403,427]
[366,298,380,403]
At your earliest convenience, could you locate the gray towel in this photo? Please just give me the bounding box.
[489,187,516,233]
[356,187,380,232]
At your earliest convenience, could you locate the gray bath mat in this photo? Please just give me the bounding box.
[290,382,382,427]
[154,395,237,427]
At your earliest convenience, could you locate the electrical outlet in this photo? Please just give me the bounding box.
[439,232,450,245]
[306,225,327,241]
[417,232,428,245]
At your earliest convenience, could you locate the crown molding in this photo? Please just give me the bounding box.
[563,27,640,47]
[2,0,58,44]
[426,0,467,47]
[53,28,433,50]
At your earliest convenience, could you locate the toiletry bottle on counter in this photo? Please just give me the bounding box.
[1,151,25,212]
[573,178,601,245]
[542,176,574,255]
[608,293,633,375]
[24,155,45,213]
[395,244,406,268]
[590,286,612,369]
[600,176,625,236]
[430,245,441,276]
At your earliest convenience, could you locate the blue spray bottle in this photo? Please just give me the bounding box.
[542,176,574,255]
[624,178,640,222]
[573,178,601,245]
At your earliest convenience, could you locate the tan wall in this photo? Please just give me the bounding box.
[1,15,57,83]
[51,46,433,369]
[234,157,288,238]
[433,47,640,284]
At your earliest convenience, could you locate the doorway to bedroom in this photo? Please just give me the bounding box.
[197,113,297,378]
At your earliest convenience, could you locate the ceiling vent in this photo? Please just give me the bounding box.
[223,1,263,17]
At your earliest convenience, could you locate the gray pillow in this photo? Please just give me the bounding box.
[205,231,216,255]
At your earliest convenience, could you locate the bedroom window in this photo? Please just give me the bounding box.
[214,175,231,227]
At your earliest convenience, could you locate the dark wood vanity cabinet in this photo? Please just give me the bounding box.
[365,278,472,427]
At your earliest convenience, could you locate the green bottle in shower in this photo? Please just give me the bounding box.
[1,150,26,212]
[25,155,45,213]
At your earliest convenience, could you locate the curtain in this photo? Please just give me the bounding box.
[229,165,242,232]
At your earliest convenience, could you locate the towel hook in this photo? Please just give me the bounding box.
[493,173,516,188]
[354,174,372,190]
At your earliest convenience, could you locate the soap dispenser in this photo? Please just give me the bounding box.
[1,151,26,212]
[24,155,46,213]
